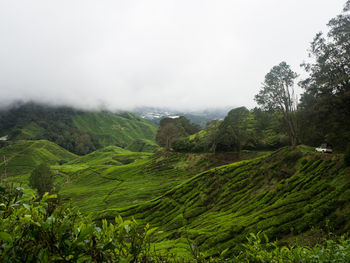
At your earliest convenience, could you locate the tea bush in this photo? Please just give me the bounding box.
[1,184,349,262]
[0,185,158,262]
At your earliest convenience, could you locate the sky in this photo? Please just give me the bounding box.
[0,0,347,111]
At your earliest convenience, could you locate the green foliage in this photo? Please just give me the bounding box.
[299,3,350,151]
[172,107,288,154]
[101,146,350,258]
[235,232,350,263]
[255,62,298,146]
[2,145,350,261]
[0,103,100,155]
[126,139,160,153]
[57,150,223,213]
[255,62,298,113]
[2,185,349,262]
[0,185,159,262]
[29,163,55,196]
[215,107,250,153]
[173,137,205,153]
[156,116,200,151]
[0,140,77,178]
[0,103,158,155]
[72,111,157,150]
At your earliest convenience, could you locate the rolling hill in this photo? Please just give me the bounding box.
[0,140,77,188]
[55,149,248,213]
[0,140,77,176]
[1,139,260,214]
[98,146,350,258]
[2,138,349,259]
[71,111,157,149]
[0,103,158,154]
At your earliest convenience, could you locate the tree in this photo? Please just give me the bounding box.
[204,120,220,154]
[156,121,181,151]
[216,107,250,155]
[177,116,200,135]
[156,116,199,151]
[299,1,350,149]
[255,62,298,146]
[29,163,54,196]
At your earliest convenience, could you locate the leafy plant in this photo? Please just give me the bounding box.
[0,184,158,262]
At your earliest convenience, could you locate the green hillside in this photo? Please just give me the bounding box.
[72,111,157,149]
[66,145,132,166]
[0,138,267,215]
[0,103,158,154]
[56,150,241,213]
[99,146,350,258]
[2,139,349,259]
[125,139,159,153]
[0,140,77,186]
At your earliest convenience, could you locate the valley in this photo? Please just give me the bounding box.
[1,135,349,260]
[1,0,350,261]
[0,99,349,261]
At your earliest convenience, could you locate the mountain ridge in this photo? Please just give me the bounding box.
[0,102,158,154]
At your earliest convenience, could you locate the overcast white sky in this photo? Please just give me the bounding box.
[0,0,346,111]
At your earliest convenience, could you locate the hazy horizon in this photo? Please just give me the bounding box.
[0,0,346,111]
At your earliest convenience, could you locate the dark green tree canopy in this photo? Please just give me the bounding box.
[0,103,99,155]
[299,1,350,149]
[215,107,250,154]
[29,163,55,196]
[156,116,200,151]
[255,62,298,146]
[255,62,298,113]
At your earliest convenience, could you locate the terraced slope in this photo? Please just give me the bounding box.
[0,103,158,154]
[0,140,77,177]
[57,151,233,213]
[67,145,133,166]
[0,140,77,191]
[99,146,350,258]
[72,111,157,149]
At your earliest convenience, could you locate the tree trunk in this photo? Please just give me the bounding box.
[283,112,298,147]
[165,136,170,151]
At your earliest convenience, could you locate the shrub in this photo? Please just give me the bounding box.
[29,163,55,196]
[0,185,158,262]
[1,185,349,262]
[235,232,350,263]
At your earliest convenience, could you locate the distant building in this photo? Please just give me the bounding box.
[0,135,8,141]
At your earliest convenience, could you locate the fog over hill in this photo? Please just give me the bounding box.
[0,0,346,111]
[132,106,233,127]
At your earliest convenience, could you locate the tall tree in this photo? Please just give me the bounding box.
[216,107,250,155]
[204,120,220,154]
[255,62,298,146]
[156,116,200,151]
[299,1,350,149]
[156,122,181,151]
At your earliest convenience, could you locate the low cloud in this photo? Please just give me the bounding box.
[0,0,345,111]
